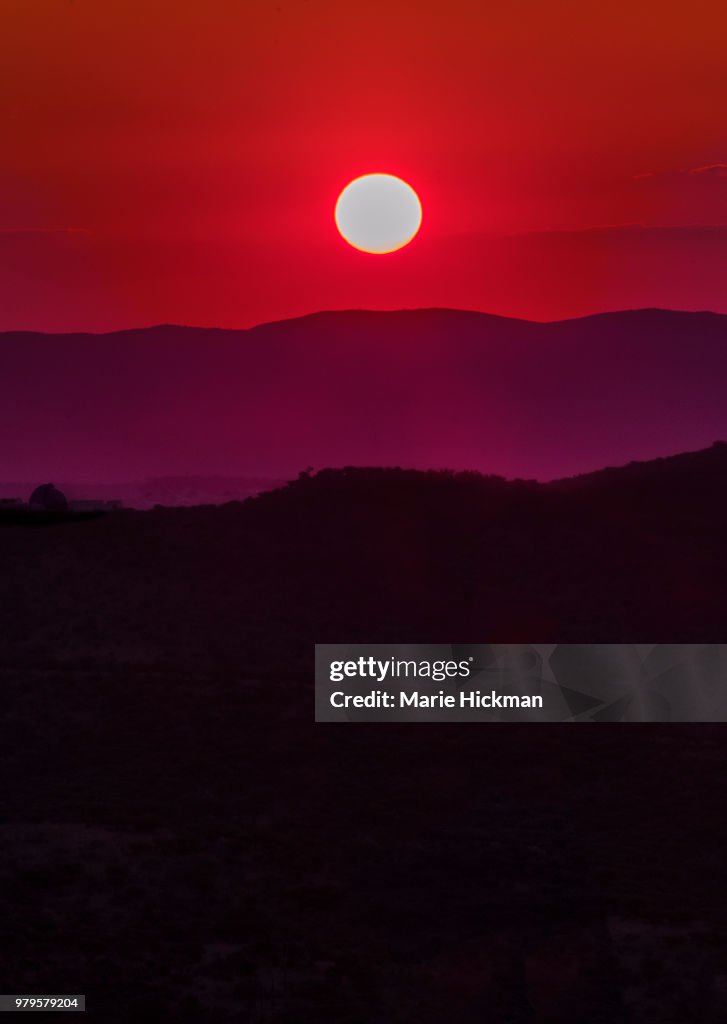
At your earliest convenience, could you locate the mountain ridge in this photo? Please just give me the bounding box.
[2,308,726,483]
[2,305,725,339]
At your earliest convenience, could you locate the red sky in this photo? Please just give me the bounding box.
[2,0,726,332]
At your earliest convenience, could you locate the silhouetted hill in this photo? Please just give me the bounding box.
[2,444,726,672]
[552,439,727,492]
[2,446,727,1022]
[0,475,287,509]
[2,308,727,482]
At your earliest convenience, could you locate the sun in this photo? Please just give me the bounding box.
[335,174,422,254]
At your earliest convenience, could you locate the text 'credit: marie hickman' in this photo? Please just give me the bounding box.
[315,644,727,723]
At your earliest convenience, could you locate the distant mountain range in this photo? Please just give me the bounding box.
[1,308,726,482]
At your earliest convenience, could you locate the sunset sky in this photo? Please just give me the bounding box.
[2,0,726,332]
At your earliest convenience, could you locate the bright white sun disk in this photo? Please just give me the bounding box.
[335,174,422,254]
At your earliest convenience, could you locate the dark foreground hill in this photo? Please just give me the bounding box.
[2,442,726,665]
[0,475,286,509]
[1,447,727,1022]
[2,308,727,482]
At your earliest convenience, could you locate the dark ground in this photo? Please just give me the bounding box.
[2,447,727,1021]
